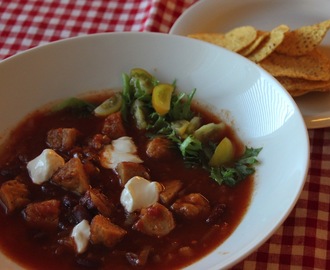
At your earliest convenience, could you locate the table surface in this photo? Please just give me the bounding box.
[0,1,329,269]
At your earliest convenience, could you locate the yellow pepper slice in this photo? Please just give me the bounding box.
[130,68,153,79]
[152,84,174,116]
[94,93,122,117]
[209,137,234,167]
[171,120,190,138]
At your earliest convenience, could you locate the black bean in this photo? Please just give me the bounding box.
[206,203,227,224]
[62,195,78,208]
[72,204,92,223]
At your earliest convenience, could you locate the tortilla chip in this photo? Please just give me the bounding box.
[276,76,330,96]
[276,20,330,56]
[238,31,269,56]
[259,49,330,81]
[287,90,311,97]
[188,26,257,52]
[247,24,290,63]
[187,33,227,46]
[223,26,257,51]
[188,20,330,97]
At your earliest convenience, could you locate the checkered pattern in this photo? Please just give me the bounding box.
[233,128,330,270]
[0,1,329,269]
[0,0,196,59]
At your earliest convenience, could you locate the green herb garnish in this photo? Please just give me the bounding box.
[179,135,202,165]
[210,147,262,186]
[121,68,262,186]
[169,88,196,121]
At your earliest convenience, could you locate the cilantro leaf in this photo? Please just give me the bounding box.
[121,73,133,120]
[211,167,237,186]
[210,147,262,186]
[179,135,202,165]
[239,147,262,165]
[169,88,196,121]
[147,113,171,134]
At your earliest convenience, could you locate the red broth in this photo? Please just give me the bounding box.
[0,93,253,270]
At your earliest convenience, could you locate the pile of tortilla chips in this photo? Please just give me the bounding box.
[188,20,330,97]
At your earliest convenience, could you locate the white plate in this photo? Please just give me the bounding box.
[170,0,330,129]
[0,32,309,269]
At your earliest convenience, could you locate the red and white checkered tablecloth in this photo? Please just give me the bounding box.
[0,1,329,269]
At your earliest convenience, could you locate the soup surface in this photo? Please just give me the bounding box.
[0,70,259,270]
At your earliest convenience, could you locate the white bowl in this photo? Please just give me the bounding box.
[0,32,309,269]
